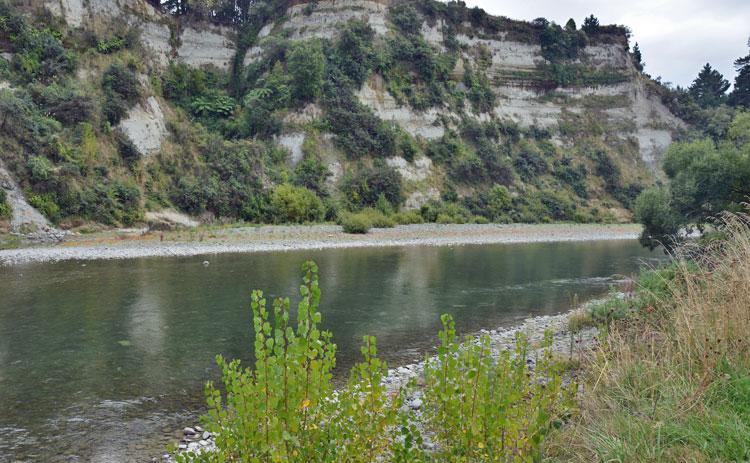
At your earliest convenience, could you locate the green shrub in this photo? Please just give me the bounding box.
[28,81,95,125]
[180,262,413,462]
[422,315,576,461]
[28,192,60,222]
[420,200,472,224]
[293,155,331,197]
[0,189,10,219]
[288,40,326,103]
[393,209,424,225]
[339,212,372,234]
[341,164,403,210]
[102,63,140,102]
[96,36,126,54]
[269,184,324,224]
[359,208,395,228]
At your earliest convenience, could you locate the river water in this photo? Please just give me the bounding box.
[0,240,661,462]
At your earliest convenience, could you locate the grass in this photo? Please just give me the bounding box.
[549,211,750,462]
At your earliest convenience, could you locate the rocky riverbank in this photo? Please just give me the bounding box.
[0,223,640,266]
[167,307,601,460]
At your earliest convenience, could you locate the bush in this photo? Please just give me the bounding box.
[422,315,576,460]
[635,186,681,250]
[340,212,372,233]
[28,193,60,222]
[102,64,140,102]
[288,40,326,103]
[28,81,94,125]
[0,189,10,219]
[269,184,324,224]
[393,209,424,225]
[341,164,403,210]
[293,155,331,196]
[180,263,412,462]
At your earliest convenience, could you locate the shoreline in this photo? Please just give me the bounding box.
[0,223,641,266]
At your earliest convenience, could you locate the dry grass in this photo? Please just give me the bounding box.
[548,211,750,462]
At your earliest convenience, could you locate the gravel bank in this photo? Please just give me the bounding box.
[170,307,600,460]
[0,223,640,266]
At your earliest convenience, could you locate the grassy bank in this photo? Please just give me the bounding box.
[550,212,750,461]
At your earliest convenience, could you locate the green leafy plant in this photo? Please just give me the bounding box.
[178,262,414,462]
[422,315,576,462]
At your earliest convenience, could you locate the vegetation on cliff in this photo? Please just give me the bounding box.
[0,1,671,232]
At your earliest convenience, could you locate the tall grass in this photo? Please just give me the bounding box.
[549,211,750,462]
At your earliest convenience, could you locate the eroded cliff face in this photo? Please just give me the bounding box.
[43,0,236,69]
[244,0,684,175]
[25,0,687,221]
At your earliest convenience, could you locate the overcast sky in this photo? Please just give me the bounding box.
[463,0,750,89]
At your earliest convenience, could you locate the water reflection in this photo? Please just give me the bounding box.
[0,240,660,461]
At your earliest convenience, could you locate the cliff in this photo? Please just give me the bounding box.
[0,0,687,234]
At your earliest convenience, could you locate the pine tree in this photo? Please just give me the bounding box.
[689,63,730,108]
[582,14,600,34]
[565,18,577,31]
[729,39,750,108]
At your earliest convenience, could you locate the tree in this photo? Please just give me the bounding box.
[689,63,730,108]
[631,42,644,72]
[729,38,750,108]
[565,18,577,31]
[635,186,682,250]
[288,40,325,103]
[582,14,600,34]
[635,111,750,250]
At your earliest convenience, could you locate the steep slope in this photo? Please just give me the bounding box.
[0,0,687,234]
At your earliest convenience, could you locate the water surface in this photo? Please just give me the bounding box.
[0,240,661,461]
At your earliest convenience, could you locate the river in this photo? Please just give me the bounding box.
[0,239,661,462]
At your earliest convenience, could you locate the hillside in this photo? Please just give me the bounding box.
[0,0,686,238]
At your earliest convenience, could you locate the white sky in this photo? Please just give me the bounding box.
[463,0,750,89]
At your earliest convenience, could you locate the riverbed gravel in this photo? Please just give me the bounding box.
[0,223,640,266]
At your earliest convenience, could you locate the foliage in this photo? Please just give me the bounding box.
[28,80,95,125]
[341,164,402,210]
[422,315,576,461]
[540,21,586,63]
[269,184,324,224]
[170,137,269,220]
[288,40,326,103]
[178,262,413,462]
[339,211,372,234]
[0,188,10,219]
[552,156,588,198]
[730,42,750,108]
[330,20,377,88]
[293,154,331,197]
[0,5,75,83]
[636,112,750,248]
[635,186,682,250]
[190,91,235,117]
[581,15,600,34]
[631,42,644,72]
[102,63,140,124]
[689,63,730,108]
[322,81,397,159]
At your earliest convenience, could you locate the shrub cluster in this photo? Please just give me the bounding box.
[179,262,574,462]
